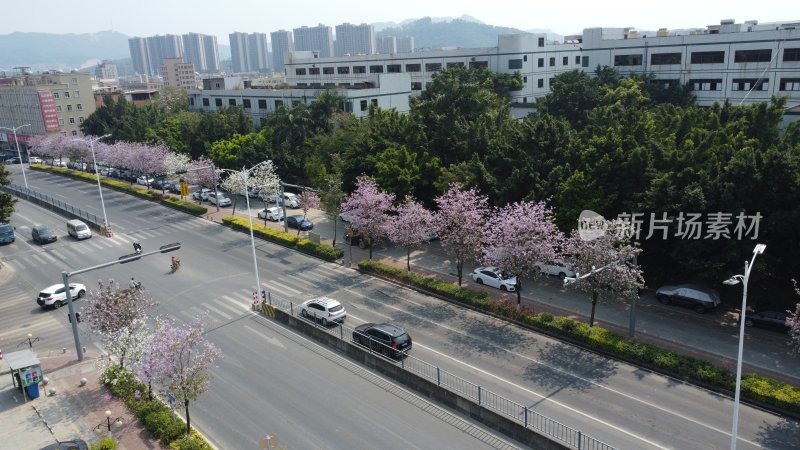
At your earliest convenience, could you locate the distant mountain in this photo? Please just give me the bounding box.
[0,31,130,72]
[377,17,525,50]
[373,15,484,32]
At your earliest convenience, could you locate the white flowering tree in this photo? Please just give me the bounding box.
[221,161,280,215]
[81,279,158,370]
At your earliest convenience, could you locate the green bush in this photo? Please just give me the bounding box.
[162,197,207,215]
[89,437,117,450]
[297,237,344,261]
[144,410,185,445]
[168,430,213,450]
[222,217,342,262]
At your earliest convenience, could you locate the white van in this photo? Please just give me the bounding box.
[66,219,92,239]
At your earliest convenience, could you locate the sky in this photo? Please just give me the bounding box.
[6,0,797,42]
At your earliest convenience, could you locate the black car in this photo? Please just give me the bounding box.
[40,439,89,450]
[31,225,58,244]
[353,322,412,359]
[152,179,171,190]
[655,284,721,313]
[744,309,792,334]
[286,215,313,231]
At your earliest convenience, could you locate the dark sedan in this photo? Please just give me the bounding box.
[32,225,58,244]
[286,215,313,231]
[744,309,792,334]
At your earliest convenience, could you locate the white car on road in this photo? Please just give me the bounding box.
[258,206,284,221]
[534,261,576,279]
[36,283,86,309]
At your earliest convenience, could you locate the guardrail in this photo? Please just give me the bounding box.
[2,183,102,229]
[261,291,616,450]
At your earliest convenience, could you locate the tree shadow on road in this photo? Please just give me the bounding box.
[444,317,537,358]
[523,341,618,408]
[755,418,800,449]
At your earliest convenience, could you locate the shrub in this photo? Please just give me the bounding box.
[168,430,213,450]
[143,410,185,445]
[221,217,341,262]
[296,238,344,261]
[89,438,117,450]
[162,197,207,215]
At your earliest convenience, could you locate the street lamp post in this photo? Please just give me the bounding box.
[0,123,31,189]
[78,134,112,236]
[723,243,766,450]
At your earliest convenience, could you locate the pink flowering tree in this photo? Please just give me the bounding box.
[483,201,563,309]
[186,157,220,189]
[340,177,395,259]
[386,197,435,272]
[140,316,221,439]
[81,279,158,370]
[434,184,489,286]
[298,190,321,235]
[29,135,70,164]
[562,222,644,330]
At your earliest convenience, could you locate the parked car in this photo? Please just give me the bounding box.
[4,156,20,164]
[192,188,212,201]
[655,284,721,313]
[100,167,118,177]
[300,297,346,325]
[136,176,155,186]
[353,323,412,359]
[471,266,519,292]
[29,156,42,164]
[744,309,792,334]
[152,179,171,190]
[263,192,300,208]
[37,283,86,309]
[240,188,260,198]
[286,215,313,231]
[169,183,182,194]
[534,260,576,279]
[39,438,89,450]
[0,222,15,244]
[338,212,354,222]
[208,191,232,206]
[31,225,58,244]
[68,161,88,171]
[258,206,284,221]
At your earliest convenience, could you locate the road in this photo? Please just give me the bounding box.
[2,166,799,449]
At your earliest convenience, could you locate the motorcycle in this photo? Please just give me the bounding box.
[133,242,142,254]
[170,257,181,273]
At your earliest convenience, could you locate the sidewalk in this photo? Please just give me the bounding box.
[0,350,163,450]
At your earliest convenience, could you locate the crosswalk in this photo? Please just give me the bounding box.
[0,282,76,356]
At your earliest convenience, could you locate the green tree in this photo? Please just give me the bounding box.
[0,163,16,222]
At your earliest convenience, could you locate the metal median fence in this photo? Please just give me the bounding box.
[264,292,616,450]
[4,183,102,227]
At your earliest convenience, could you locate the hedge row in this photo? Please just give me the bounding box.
[30,164,207,215]
[222,216,343,262]
[101,364,213,450]
[358,260,800,414]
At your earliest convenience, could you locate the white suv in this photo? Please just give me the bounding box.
[534,261,576,279]
[300,297,346,325]
[37,283,86,309]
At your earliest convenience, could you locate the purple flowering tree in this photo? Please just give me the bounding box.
[82,279,158,369]
[562,222,644,330]
[140,317,221,439]
[298,190,321,235]
[386,197,435,272]
[340,177,395,259]
[186,157,220,189]
[483,201,563,309]
[434,184,489,286]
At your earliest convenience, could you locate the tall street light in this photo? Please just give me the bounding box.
[0,123,31,189]
[76,134,112,236]
[722,243,766,450]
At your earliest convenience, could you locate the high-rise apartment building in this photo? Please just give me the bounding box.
[377,36,397,54]
[229,32,270,73]
[270,30,294,72]
[397,36,415,53]
[95,60,119,80]
[128,37,150,77]
[128,34,184,77]
[161,58,197,90]
[182,33,220,73]
[334,23,375,56]
[293,24,334,58]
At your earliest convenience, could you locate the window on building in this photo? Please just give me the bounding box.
[387,64,401,73]
[469,61,488,69]
[447,62,464,69]
[69,117,75,124]
[243,99,251,108]
[189,97,195,106]
[258,99,267,109]
[549,57,555,67]
[309,67,320,75]
[56,105,62,112]
[53,92,59,99]
[323,67,334,74]
[71,130,77,136]
[67,104,73,111]
[411,82,422,90]
[215,98,222,107]
[295,68,307,75]
[538,78,544,88]
[689,78,723,91]
[353,66,366,74]
[228,99,236,106]
[74,91,80,98]
[405,63,421,72]
[58,118,64,125]
[563,56,568,65]
[651,53,682,65]
[538,58,544,68]
[523,76,527,83]
[337,66,350,74]
[780,78,800,90]
[538,37,545,47]
[79,117,84,123]
[734,49,772,63]
[582,56,589,67]
[691,51,725,64]
[575,55,581,64]
[360,100,368,111]
[732,78,768,91]
[425,63,442,72]
[202,98,210,106]
[275,100,283,108]
[371,99,378,107]
[76,104,82,110]
[523,97,527,103]
[549,77,555,86]
[64,91,70,98]
[369,65,384,73]
[292,100,301,106]
[508,59,523,69]
[614,54,643,66]
[71,78,78,84]
[784,48,800,62]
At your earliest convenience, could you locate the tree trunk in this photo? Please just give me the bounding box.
[332,219,337,248]
[516,289,522,312]
[589,291,599,329]
[184,398,191,439]
[456,259,463,287]
[406,247,411,273]
[368,238,373,259]
[231,198,237,216]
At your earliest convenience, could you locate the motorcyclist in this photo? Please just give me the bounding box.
[129,277,142,290]
[133,241,142,254]
[171,255,181,272]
